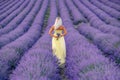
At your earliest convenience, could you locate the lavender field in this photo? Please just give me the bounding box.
[0,0,120,80]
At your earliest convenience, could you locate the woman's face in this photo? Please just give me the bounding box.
[57,17,61,20]
[55,17,61,24]
[54,17,62,29]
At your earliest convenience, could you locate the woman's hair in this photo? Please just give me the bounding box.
[54,17,62,30]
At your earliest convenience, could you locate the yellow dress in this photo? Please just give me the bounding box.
[52,29,66,65]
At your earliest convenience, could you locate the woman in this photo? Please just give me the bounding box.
[48,17,67,65]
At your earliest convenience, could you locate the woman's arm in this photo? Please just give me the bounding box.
[48,26,57,38]
[62,26,67,36]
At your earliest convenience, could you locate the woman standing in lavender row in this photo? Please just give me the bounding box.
[49,17,67,66]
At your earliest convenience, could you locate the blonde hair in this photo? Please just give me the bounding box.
[54,17,62,30]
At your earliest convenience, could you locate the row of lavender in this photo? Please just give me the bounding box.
[78,23,120,64]
[0,0,49,79]
[10,0,61,79]
[80,0,120,27]
[0,0,32,34]
[0,0,17,13]
[0,0,9,6]
[59,0,120,80]
[66,0,120,64]
[65,0,87,24]
[80,0,120,62]
[0,0,27,28]
[89,0,120,19]
[0,0,16,12]
[109,0,120,6]
[99,0,120,11]
[65,0,120,39]
[0,0,24,22]
[72,0,120,38]
[0,0,43,48]
[65,0,120,64]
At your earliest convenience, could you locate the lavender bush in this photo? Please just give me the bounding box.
[59,0,120,80]
[10,49,60,80]
[0,0,35,35]
[89,0,120,19]
[0,0,20,14]
[0,0,28,27]
[0,0,42,48]
[0,0,48,79]
[65,0,87,24]
[0,0,13,10]
[78,23,120,63]
[109,0,120,5]
[10,0,60,80]
[99,0,120,11]
[0,0,23,21]
[80,0,120,27]
[73,0,120,37]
